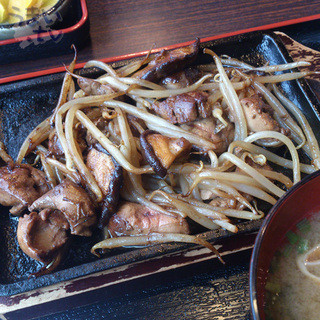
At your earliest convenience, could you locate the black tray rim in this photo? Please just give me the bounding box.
[0,30,319,297]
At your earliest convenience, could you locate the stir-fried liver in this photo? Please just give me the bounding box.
[0,164,50,215]
[108,202,190,237]
[188,118,235,153]
[17,209,69,263]
[29,179,96,236]
[150,91,211,124]
[240,94,281,133]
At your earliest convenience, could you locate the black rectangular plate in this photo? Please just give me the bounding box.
[0,31,319,297]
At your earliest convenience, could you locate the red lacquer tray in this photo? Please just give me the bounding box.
[0,13,320,85]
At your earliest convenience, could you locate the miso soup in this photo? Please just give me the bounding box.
[265,213,320,320]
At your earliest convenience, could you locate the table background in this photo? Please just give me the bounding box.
[2,0,320,319]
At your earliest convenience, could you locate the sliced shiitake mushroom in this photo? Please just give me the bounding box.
[134,38,200,83]
[140,130,191,178]
[86,144,123,228]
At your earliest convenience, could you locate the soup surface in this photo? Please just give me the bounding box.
[265,213,320,320]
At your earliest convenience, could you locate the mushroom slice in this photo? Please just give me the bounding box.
[29,179,96,236]
[134,38,200,82]
[0,163,50,215]
[127,114,146,137]
[17,209,69,264]
[150,91,211,124]
[161,67,202,90]
[140,130,191,178]
[86,144,123,227]
[108,201,190,237]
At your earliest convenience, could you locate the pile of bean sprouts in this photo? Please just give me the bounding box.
[15,45,320,258]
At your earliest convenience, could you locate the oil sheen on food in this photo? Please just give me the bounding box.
[265,213,320,320]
